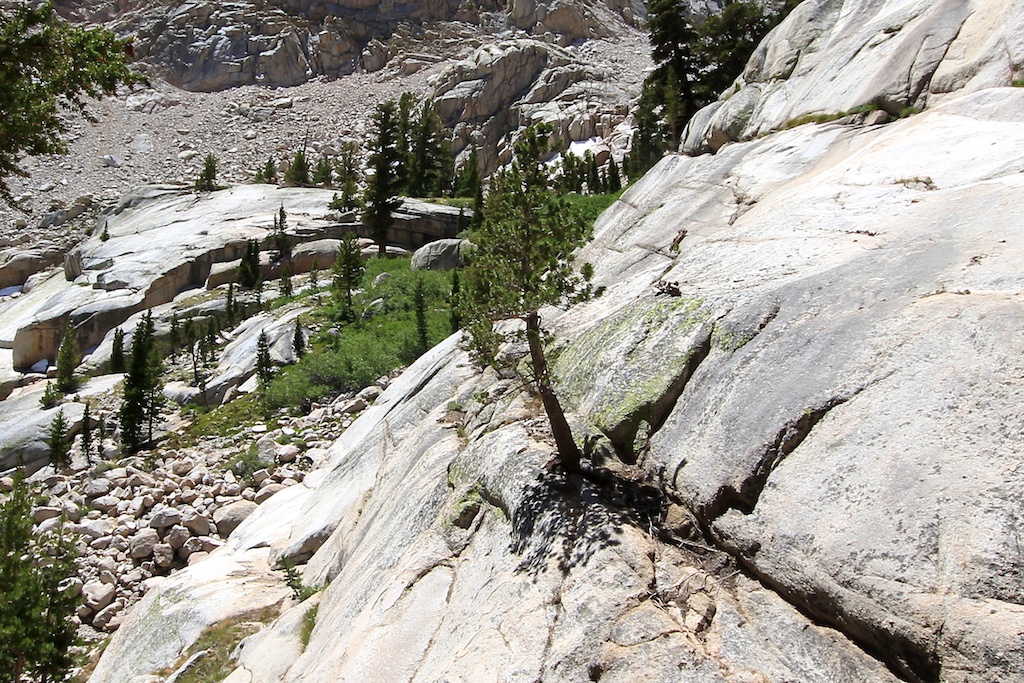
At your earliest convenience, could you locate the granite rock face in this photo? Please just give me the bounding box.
[82,2,1024,682]
[683,0,1024,152]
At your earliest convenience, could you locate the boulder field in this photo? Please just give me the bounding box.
[88,17,1024,683]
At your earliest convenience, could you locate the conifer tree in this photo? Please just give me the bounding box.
[335,141,361,210]
[120,312,158,453]
[455,146,480,198]
[254,156,277,184]
[81,401,92,462]
[47,408,70,470]
[196,153,218,192]
[293,320,305,359]
[363,100,404,257]
[414,276,429,355]
[461,124,594,473]
[238,238,261,289]
[396,92,417,185]
[256,331,273,386]
[313,156,334,187]
[408,100,452,197]
[281,264,293,298]
[586,151,600,195]
[0,471,79,682]
[450,269,462,333]
[274,204,291,259]
[333,233,364,320]
[169,313,181,359]
[608,157,622,192]
[0,2,142,205]
[284,148,310,185]
[110,327,126,373]
[55,323,78,393]
[309,257,320,292]
[205,318,218,363]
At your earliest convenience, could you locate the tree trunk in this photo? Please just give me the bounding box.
[526,312,581,473]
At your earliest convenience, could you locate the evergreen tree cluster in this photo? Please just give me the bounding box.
[627,0,799,178]
[558,151,622,195]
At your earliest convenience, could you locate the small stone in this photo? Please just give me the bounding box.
[82,581,116,611]
[148,506,182,529]
[164,524,190,550]
[254,484,285,504]
[153,543,174,568]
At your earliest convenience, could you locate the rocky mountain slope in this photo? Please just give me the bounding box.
[65,1,1024,682]
[3,0,1024,681]
[1,0,652,241]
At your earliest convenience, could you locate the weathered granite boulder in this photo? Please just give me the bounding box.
[410,238,471,271]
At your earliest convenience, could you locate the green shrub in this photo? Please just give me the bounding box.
[300,605,318,649]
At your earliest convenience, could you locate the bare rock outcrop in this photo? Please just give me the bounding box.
[684,0,1024,153]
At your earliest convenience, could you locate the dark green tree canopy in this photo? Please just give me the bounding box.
[0,2,142,204]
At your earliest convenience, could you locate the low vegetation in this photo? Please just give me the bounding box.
[156,609,278,683]
[264,257,453,413]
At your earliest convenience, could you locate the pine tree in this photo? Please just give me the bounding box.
[281,264,293,298]
[255,156,277,184]
[169,313,181,359]
[450,269,462,333]
[309,257,320,291]
[333,233,365,320]
[396,92,417,189]
[455,146,480,198]
[47,408,70,470]
[120,312,158,454]
[414,276,429,355]
[274,204,291,259]
[363,100,404,257]
[461,124,594,473]
[238,238,261,289]
[608,157,622,192]
[205,318,218,364]
[313,156,334,187]
[0,472,79,682]
[196,153,218,192]
[284,148,310,186]
[293,320,305,359]
[586,151,600,195]
[81,401,92,462]
[407,100,452,197]
[335,141,361,210]
[0,2,141,205]
[110,327,125,373]
[256,331,273,386]
[55,323,78,393]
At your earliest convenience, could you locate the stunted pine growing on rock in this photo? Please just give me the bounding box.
[462,124,594,472]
